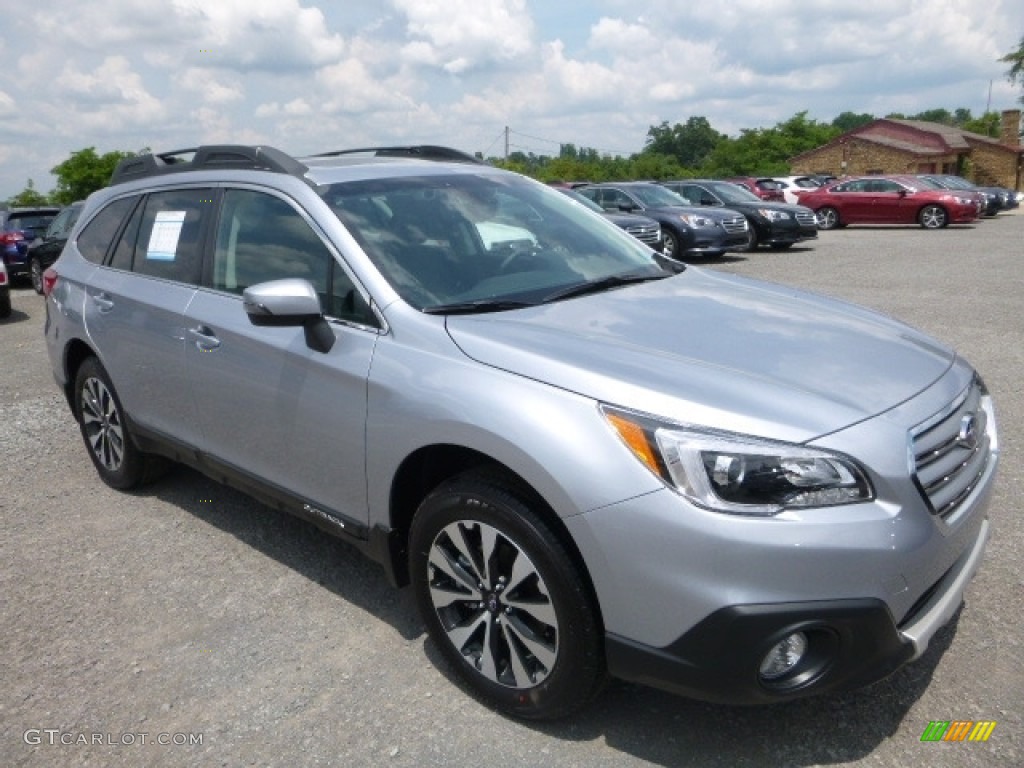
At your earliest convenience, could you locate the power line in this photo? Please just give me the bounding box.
[494,128,636,158]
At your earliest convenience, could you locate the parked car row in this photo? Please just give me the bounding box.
[794,174,1019,230]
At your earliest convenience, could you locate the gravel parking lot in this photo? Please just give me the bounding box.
[2,213,1021,767]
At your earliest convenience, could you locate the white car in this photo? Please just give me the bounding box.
[772,175,823,205]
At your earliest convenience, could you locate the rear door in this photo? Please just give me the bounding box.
[183,186,380,525]
[82,188,210,445]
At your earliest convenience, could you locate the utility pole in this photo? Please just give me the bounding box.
[504,126,510,161]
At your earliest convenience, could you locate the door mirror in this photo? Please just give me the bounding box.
[243,278,334,353]
[244,278,322,320]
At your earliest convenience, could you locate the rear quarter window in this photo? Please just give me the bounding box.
[76,197,139,264]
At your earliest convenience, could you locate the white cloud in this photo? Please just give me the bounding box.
[393,0,534,71]
[54,56,166,127]
[0,91,16,118]
[178,69,245,104]
[171,0,346,71]
[2,0,1023,200]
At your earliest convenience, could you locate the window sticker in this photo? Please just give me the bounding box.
[146,210,186,261]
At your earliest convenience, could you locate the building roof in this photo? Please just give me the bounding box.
[791,118,1024,163]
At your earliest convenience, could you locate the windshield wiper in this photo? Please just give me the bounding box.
[541,271,670,303]
[422,299,538,315]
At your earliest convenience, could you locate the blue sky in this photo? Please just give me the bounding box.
[1,0,1022,200]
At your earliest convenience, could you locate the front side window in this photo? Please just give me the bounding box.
[213,189,374,325]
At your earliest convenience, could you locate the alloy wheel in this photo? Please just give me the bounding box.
[426,519,559,689]
[80,376,125,472]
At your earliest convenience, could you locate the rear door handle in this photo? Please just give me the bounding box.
[91,292,114,312]
[188,325,221,352]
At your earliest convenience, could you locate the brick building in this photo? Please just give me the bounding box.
[790,109,1023,191]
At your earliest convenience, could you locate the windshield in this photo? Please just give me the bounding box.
[707,183,761,204]
[557,187,605,212]
[629,184,688,207]
[322,173,666,311]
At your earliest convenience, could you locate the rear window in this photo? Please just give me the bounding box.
[5,213,56,232]
[76,197,138,264]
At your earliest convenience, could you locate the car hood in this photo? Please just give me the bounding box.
[445,268,955,442]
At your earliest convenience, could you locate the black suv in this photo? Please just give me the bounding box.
[576,182,749,259]
[27,202,84,294]
[662,180,818,251]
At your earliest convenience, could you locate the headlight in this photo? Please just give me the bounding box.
[603,406,873,516]
[679,214,715,228]
[757,209,791,221]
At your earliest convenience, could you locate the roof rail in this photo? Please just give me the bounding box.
[109,145,308,186]
[311,145,484,165]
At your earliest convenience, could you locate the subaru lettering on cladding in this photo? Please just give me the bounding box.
[43,144,998,720]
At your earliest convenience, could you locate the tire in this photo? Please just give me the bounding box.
[73,357,168,489]
[0,291,10,319]
[661,228,680,260]
[30,256,44,295]
[919,205,948,229]
[816,207,840,230]
[409,470,606,720]
[741,226,758,252]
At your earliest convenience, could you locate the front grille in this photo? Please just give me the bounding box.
[911,379,992,521]
[623,223,661,245]
[720,216,748,234]
[795,211,818,228]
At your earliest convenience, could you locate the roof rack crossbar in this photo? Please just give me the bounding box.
[109,145,308,186]
[312,145,484,165]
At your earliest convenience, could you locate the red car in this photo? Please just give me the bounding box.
[725,177,786,202]
[799,175,982,230]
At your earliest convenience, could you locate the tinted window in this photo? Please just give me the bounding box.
[131,189,210,283]
[76,197,138,264]
[109,200,144,272]
[213,189,374,325]
[44,208,74,239]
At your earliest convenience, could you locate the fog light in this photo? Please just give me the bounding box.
[759,632,808,681]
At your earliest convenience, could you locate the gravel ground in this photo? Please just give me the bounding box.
[1,212,1022,767]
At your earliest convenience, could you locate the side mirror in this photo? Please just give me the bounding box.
[243,278,335,353]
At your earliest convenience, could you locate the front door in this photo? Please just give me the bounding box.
[184,187,380,524]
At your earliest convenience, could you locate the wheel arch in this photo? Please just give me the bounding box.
[61,338,100,416]
[385,444,602,626]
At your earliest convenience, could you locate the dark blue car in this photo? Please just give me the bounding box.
[1,207,60,280]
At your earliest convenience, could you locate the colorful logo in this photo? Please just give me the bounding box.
[921,721,996,742]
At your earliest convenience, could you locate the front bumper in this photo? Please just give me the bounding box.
[605,518,989,704]
[759,220,819,246]
[684,230,749,255]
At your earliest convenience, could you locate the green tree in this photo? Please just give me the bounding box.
[50,147,135,204]
[7,179,52,206]
[703,112,840,177]
[644,116,725,168]
[1000,36,1024,104]
[962,111,1001,137]
[832,112,875,132]
[909,108,955,125]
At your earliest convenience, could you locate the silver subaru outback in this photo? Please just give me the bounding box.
[44,145,998,720]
